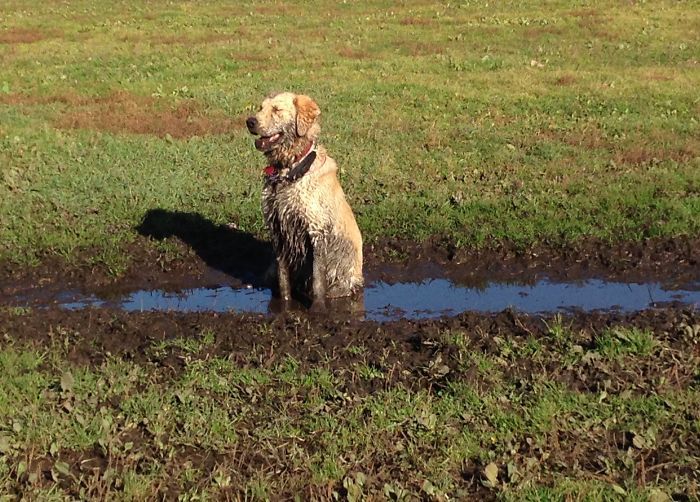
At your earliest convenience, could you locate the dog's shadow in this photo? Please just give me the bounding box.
[136,209,273,289]
[136,208,366,315]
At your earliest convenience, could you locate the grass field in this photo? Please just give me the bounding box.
[0,0,698,269]
[1,309,699,500]
[1,1,700,500]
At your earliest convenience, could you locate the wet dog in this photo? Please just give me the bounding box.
[246,92,363,310]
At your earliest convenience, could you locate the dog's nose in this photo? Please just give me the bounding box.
[246,116,257,131]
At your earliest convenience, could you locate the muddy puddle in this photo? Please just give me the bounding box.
[5,261,698,321]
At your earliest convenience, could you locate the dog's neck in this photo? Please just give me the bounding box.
[263,140,317,184]
[266,138,315,170]
[293,140,314,165]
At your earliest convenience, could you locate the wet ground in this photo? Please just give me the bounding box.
[2,230,699,320]
[1,235,699,498]
[5,265,699,321]
[1,296,699,498]
[1,233,698,378]
[1,234,698,391]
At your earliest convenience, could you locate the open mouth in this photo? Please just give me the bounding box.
[254,132,282,151]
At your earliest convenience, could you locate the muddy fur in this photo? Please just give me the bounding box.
[247,92,363,307]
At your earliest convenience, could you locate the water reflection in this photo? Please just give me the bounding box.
[51,278,699,321]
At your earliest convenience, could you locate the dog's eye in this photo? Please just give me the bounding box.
[272,106,281,114]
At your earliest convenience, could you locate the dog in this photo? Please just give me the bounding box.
[246,92,363,310]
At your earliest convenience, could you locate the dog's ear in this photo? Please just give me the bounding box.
[294,95,320,137]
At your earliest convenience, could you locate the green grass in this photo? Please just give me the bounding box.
[596,327,658,360]
[0,0,698,268]
[1,317,699,499]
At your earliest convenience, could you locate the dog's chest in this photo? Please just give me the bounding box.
[263,179,326,264]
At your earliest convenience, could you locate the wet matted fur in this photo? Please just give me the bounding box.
[246,92,363,309]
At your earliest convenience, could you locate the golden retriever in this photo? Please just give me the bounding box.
[246,92,363,310]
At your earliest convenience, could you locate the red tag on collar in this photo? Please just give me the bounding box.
[263,165,277,177]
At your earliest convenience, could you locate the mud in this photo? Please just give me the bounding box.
[1,208,698,307]
[3,224,698,323]
[1,304,698,498]
[1,229,699,498]
[8,276,698,323]
[0,304,697,395]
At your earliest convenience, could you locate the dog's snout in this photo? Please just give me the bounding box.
[246,116,258,132]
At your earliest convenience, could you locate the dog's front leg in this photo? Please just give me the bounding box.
[310,244,327,312]
[277,257,292,302]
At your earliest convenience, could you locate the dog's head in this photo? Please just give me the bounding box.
[246,92,321,158]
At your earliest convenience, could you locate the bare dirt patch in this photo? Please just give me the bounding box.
[151,33,239,45]
[554,74,577,86]
[536,126,700,164]
[252,4,296,16]
[614,142,699,167]
[645,71,675,82]
[49,91,243,139]
[229,51,270,65]
[568,8,617,40]
[567,8,600,18]
[120,32,243,45]
[534,124,609,150]
[399,17,435,26]
[0,27,58,44]
[338,47,372,60]
[394,40,445,56]
[522,26,565,40]
[0,92,90,107]
[2,91,244,139]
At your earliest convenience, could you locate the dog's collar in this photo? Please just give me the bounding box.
[263,142,316,185]
[293,141,314,164]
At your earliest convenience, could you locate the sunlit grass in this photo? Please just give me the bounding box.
[0,0,698,269]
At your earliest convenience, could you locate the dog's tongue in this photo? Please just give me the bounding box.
[254,133,281,151]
